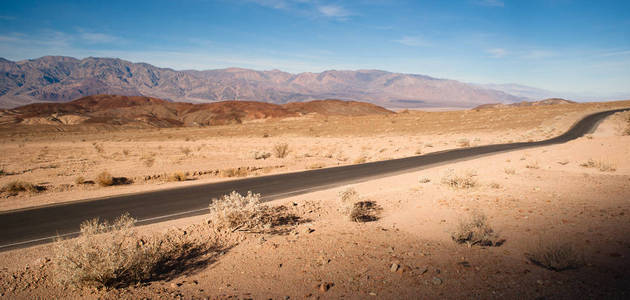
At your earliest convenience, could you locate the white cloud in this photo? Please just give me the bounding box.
[317,4,351,18]
[473,0,504,7]
[486,48,507,58]
[394,36,432,47]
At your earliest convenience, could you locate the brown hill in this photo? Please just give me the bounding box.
[474,98,576,110]
[2,94,394,127]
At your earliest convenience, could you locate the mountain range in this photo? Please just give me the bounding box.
[0,56,532,109]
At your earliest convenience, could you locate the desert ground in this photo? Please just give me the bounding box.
[0,101,629,299]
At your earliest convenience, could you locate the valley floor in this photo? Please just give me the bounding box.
[0,104,629,298]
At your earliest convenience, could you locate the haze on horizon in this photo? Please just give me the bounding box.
[1,0,629,99]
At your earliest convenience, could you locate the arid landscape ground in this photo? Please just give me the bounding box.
[1,99,630,299]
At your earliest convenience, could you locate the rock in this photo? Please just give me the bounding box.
[369,292,377,296]
[418,266,428,275]
[432,277,443,285]
[390,263,399,272]
[318,282,333,292]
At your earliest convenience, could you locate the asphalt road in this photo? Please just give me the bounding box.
[1,108,628,251]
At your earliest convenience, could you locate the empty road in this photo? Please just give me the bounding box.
[1,107,628,251]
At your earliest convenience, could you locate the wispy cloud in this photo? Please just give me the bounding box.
[598,49,630,57]
[245,0,354,20]
[486,48,507,58]
[473,0,504,7]
[317,4,352,18]
[394,36,432,47]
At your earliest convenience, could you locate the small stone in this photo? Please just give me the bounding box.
[536,280,544,285]
[432,277,443,285]
[318,282,333,292]
[369,292,377,296]
[390,263,399,272]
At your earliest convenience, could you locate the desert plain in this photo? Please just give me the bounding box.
[1,99,630,299]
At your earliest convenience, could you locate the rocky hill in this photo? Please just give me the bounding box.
[0,56,526,109]
[0,94,394,127]
[473,98,576,110]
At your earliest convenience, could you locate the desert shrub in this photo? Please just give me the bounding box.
[526,161,540,169]
[273,143,289,158]
[419,177,431,183]
[74,176,86,185]
[180,146,192,156]
[169,171,188,182]
[580,159,616,172]
[457,138,471,148]
[338,188,381,222]
[92,143,105,154]
[1,180,44,194]
[208,191,264,230]
[122,149,130,156]
[96,171,132,187]
[353,155,367,164]
[219,168,248,178]
[504,167,516,175]
[452,213,502,247]
[54,214,208,288]
[96,171,114,187]
[309,163,326,169]
[526,242,583,271]
[441,170,477,189]
[254,151,271,160]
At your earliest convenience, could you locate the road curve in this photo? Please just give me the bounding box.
[1,108,628,251]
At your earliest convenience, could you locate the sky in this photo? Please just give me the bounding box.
[0,0,629,97]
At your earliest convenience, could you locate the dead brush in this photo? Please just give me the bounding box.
[96,171,133,187]
[53,214,212,288]
[451,213,503,247]
[526,241,584,271]
[168,171,188,182]
[580,158,616,172]
[1,180,45,195]
[441,170,477,189]
[338,188,382,222]
[208,191,299,232]
[273,143,290,158]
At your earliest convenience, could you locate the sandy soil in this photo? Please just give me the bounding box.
[0,100,629,212]
[0,104,629,299]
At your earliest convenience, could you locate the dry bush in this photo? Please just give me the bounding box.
[54,214,211,288]
[169,171,188,182]
[526,241,583,271]
[451,213,502,247]
[504,167,516,175]
[580,159,616,172]
[457,138,471,148]
[180,146,192,156]
[1,180,45,195]
[254,151,271,160]
[526,161,540,169]
[489,182,501,189]
[96,171,132,187]
[353,155,367,164]
[209,191,301,232]
[338,188,381,222]
[122,149,130,156]
[219,168,249,178]
[273,143,289,158]
[92,142,105,154]
[96,171,114,187]
[441,170,477,189]
[74,176,85,185]
[309,163,326,169]
[419,177,431,183]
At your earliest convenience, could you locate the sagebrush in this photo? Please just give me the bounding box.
[54,214,209,288]
[526,241,583,271]
[452,213,502,247]
[441,170,477,189]
[208,191,299,231]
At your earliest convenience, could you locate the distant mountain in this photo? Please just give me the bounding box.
[0,56,527,109]
[473,98,576,110]
[474,83,558,100]
[0,94,393,127]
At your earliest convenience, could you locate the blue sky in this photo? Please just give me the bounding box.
[0,0,629,97]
